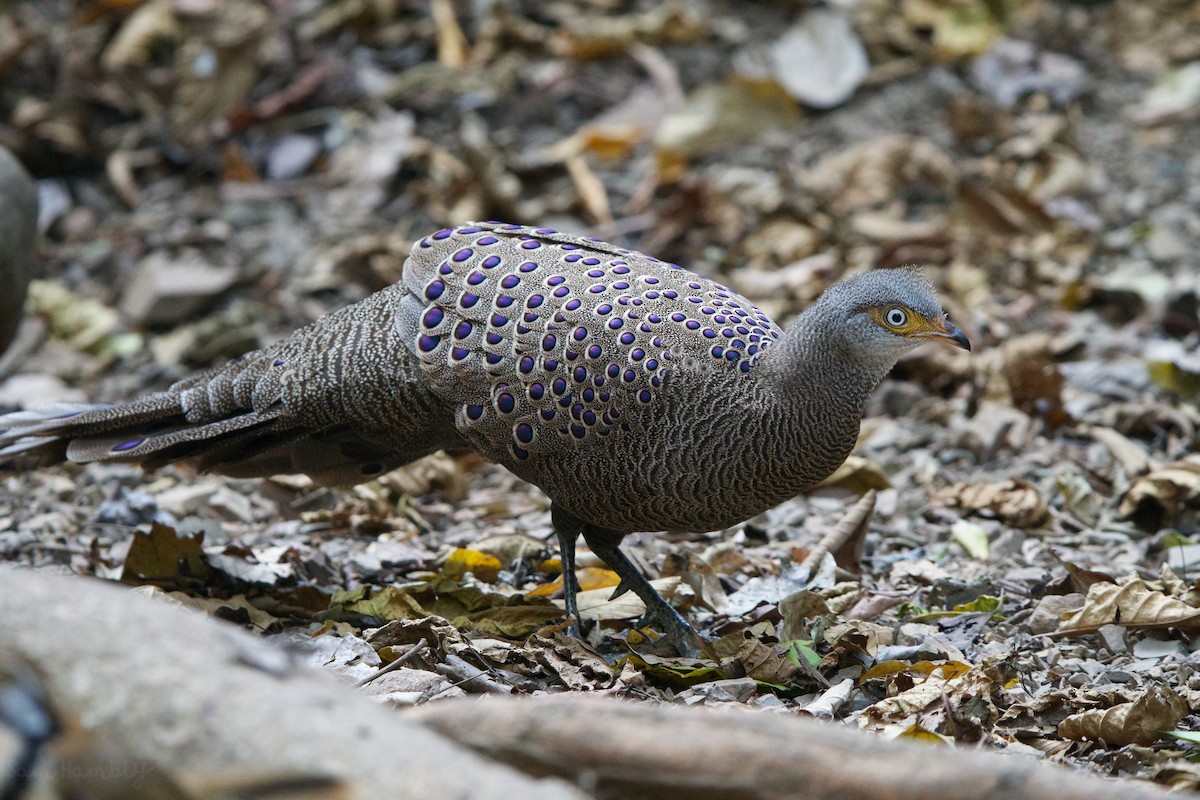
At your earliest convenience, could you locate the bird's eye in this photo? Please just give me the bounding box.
[885,308,908,327]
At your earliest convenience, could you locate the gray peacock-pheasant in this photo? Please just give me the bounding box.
[0,222,969,655]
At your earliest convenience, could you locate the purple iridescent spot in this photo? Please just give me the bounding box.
[713,315,726,324]
[622,369,636,383]
[528,294,545,309]
[553,378,568,395]
[454,321,473,338]
[588,344,602,358]
[583,410,597,425]
[596,304,613,315]
[519,261,539,273]
[608,318,623,330]
[609,407,619,418]
[571,425,586,439]
[651,375,662,387]
[688,297,702,304]
[582,257,600,266]
[513,445,530,460]
[573,327,588,341]
[644,276,659,284]
[671,312,686,322]
[418,335,440,352]
[501,275,520,289]
[607,364,620,378]
[497,295,515,308]
[440,264,453,274]
[519,356,535,374]
[467,272,486,286]
[646,291,660,299]
[701,307,715,315]
[646,359,658,370]
[748,345,759,355]
[478,236,499,245]
[619,332,635,345]
[491,313,509,327]
[541,408,557,421]
[726,350,741,361]
[647,314,661,324]
[571,404,583,420]
[558,395,573,408]
[613,265,630,274]
[638,390,652,403]
[614,281,629,290]
[535,227,557,235]
[432,228,453,240]
[702,329,717,339]
[521,240,541,250]
[545,358,560,371]
[736,326,749,335]
[451,347,470,360]
[425,280,446,300]
[524,312,538,323]
[587,269,604,278]
[639,323,651,333]
[554,313,567,323]
[711,346,724,359]
[589,285,605,294]
[461,293,480,308]
[458,227,480,234]
[272,358,285,367]
[731,340,745,349]
[688,282,702,290]
[663,290,679,299]
[582,388,595,402]
[652,336,662,347]
[561,244,578,250]
[631,348,645,361]
[113,439,142,452]
[529,383,545,400]
[466,404,485,420]
[486,353,503,364]
[542,334,557,351]
[685,320,701,330]
[564,298,580,311]
[594,376,605,387]
[618,298,629,306]
[497,393,516,413]
[739,361,752,373]
[482,255,502,268]
[722,329,734,338]
[573,367,587,382]
[486,332,503,345]
[452,248,474,262]
[516,423,534,443]
[564,253,581,263]
[552,286,569,298]
[420,239,432,248]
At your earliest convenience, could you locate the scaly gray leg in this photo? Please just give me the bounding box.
[583,527,702,658]
[550,505,584,639]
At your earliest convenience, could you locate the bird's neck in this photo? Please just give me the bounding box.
[760,305,894,410]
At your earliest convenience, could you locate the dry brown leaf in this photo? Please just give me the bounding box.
[1054,579,1200,636]
[941,479,1049,528]
[1118,458,1200,523]
[1058,685,1188,746]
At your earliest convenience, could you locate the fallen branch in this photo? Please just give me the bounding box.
[411,694,1170,800]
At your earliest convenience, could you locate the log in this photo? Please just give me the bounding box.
[411,694,1170,800]
[0,565,583,800]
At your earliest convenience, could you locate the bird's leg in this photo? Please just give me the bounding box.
[583,527,702,658]
[550,505,585,638]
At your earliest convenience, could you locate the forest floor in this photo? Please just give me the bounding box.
[3,0,1200,794]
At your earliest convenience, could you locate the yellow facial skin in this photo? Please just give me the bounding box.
[867,306,971,351]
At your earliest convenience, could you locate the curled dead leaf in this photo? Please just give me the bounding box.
[1058,685,1187,746]
[1118,458,1200,527]
[940,479,1049,528]
[1054,579,1200,636]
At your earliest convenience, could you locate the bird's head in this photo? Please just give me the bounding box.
[815,267,969,368]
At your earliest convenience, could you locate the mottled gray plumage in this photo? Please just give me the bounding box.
[0,147,38,356]
[0,222,969,654]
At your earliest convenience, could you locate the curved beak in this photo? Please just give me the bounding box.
[926,319,971,351]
